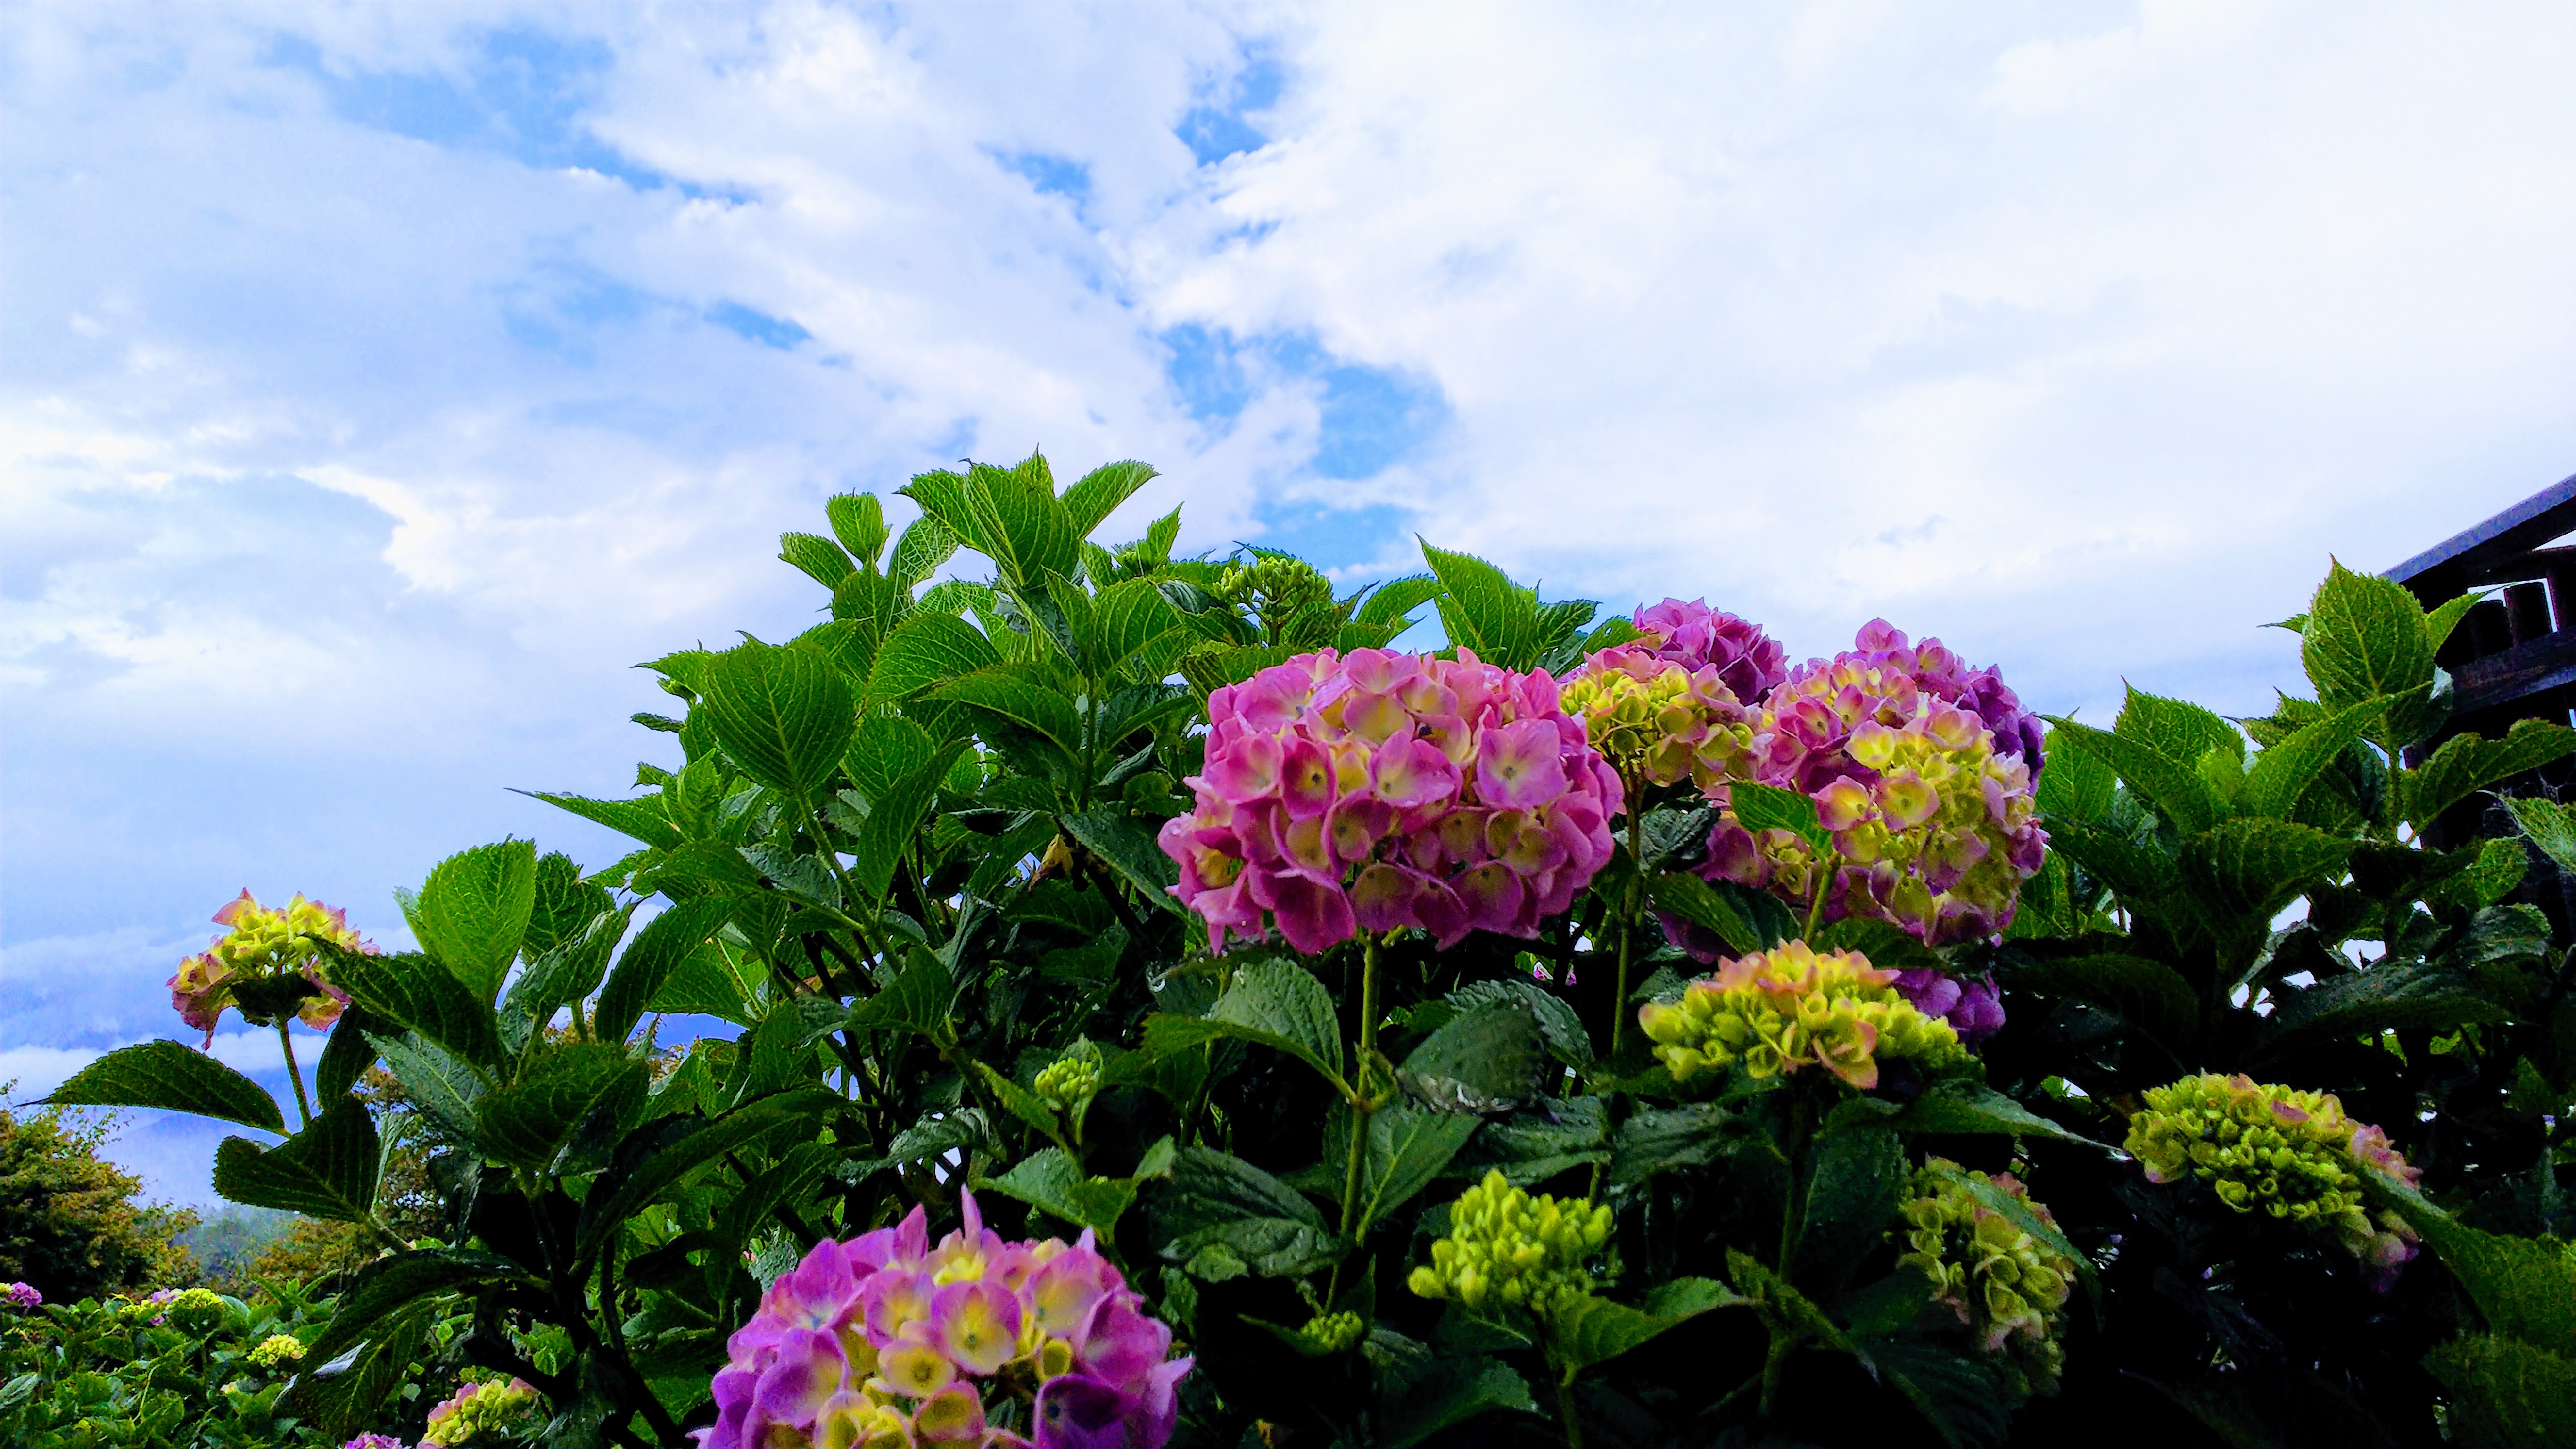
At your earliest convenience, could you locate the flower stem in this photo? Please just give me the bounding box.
[1554,1361,1587,1449]
[1802,853,1836,943]
[276,1019,314,1130]
[1335,936,1385,1246]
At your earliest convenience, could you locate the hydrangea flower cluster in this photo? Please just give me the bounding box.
[421,1376,542,1446]
[1688,622,2046,949]
[167,890,371,1046]
[1296,1311,1365,1354]
[1891,967,2007,1046]
[1406,1171,1613,1318]
[247,1332,305,1369]
[1630,598,1789,704]
[1161,649,1620,954]
[2126,1074,2422,1287]
[1031,1056,1099,1113]
[700,1191,1191,1449]
[343,1436,408,1449]
[1557,645,1760,790]
[1635,941,1971,1090]
[1893,1161,2075,1401]
[4,1281,39,1309]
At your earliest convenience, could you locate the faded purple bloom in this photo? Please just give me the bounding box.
[341,1437,406,1449]
[1632,598,1789,703]
[1893,969,2006,1043]
[4,1282,40,1309]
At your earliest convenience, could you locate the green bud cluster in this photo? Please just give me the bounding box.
[422,1374,543,1446]
[246,1333,304,1370]
[1893,1161,2075,1401]
[1407,1171,1613,1318]
[1216,554,1336,637]
[1637,941,1971,1090]
[2125,1073,2421,1280]
[1296,1310,1364,1354]
[1033,1055,1101,1111]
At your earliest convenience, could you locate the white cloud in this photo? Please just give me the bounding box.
[0,1045,101,1104]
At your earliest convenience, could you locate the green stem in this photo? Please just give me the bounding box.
[1331,937,1387,1302]
[1554,1361,1586,1449]
[276,1019,314,1130]
[1608,773,1647,1061]
[1802,854,1836,942]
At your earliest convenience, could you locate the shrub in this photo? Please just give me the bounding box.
[42,456,2576,1447]
[0,1103,198,1302]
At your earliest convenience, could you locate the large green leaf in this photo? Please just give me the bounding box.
[2240,696,2389,820]
[1548,1278,1742,1371]
[1375,1354,1537,1449]
[843,715,941,804]
[2177,816,2352,922]
[2410,721,2576,829]
[851,744,966,901]
[1091,578,1186,677]
[650,941,759,1026]
[2000,951,2197,1047]
[46,1040,283,1134]
[2115,686,2244,770]
[1446,979,1593,1065]
[1060,459,1159,540]
[295,1299,433,1441]
[846,948,959,1037]
[963,455,1081,590]
[2304,559,2434,712]
[698,640,858,806]
[594,898,736,1045]
[1885,1080,2103,1148]
[1146,959,1348,1090]
[1795,1123,1906,1286]
[475,1042,647,1170]
[325,947,502,1068]
[1148,1146,1345,1278]
[1648,872,1798,952]
[2423,1335,2576,1449]
[305,1250,539,1366]
[2045,718,2222,835]
[2033,729,2115,824]
[1059,808,1184,915]
[1323,1102,1481,1235]
[212,1097,378,1221]
[2502,795,2576,875]
[412,839,538,1000]
[934,668,1085,755]
[1609,1102,1748,1186]
[1399,998,1543,1110]
[522,790,684,852]
[1419,540,1537,667]
[868,611,1001,707]
[981,1147,1145,1236]
[504,905,630,1025]
[370,1031,486,1147]
[2263,960,2507,1045]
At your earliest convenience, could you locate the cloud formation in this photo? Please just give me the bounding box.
[6,1,2575,1201]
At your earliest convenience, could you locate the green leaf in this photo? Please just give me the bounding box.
[46,1040,283,1134]
[851,745,965,901]
[778,530,854,589]
[2264,959,2507,1045]
[964,455,1082,589]
[1999,951,2197,1048]
[2415,721,2576,829]
[475,1043,647,1170]
[650,941,759,1026]
[1547,1278,1742,1371]
[1457,1095,1610,1184]
[521,791,684,852]
[2033,728,2116,824]
[2116,686,2245,769]
[1609,1102,1747,1186]
[2039,818,2180,902]
[1647,872,1763,954]
[324,947,502,1067]
[594,899,736,1046]
[1728,780,1833,852]
[2304,558,2435,712]
[1145,959,1348,1090]
[1328,1103,1481,1234]
[848,948,959,1037]
[370,1031,485,1147]
[2502,795,2576,874]
[1447,979,1593,1065]
[304,1250,539,1367]
[826,492,888,567]
[869,612,1002,708]
[1059,808,1184,915]
[1860,1337,2011,1449]
[698,640,858,806]
[522,851,614,961]
[1418,539,1537,666]
[1148,1146,1345,1277]
[2178,816,2353,922]
[1091,577,1186,674]
[981,1148,1143,1235]
[934,668,1085,755]
[887,514,963,589]
[572,1093,829,1264]
[506,905,630,1025]
[295,1299,433,1441]
[2240,695,2390,820]
[1375,1355,1537,1449]
[2405,1211,2576,1349]
[2425,590,2484,652]
[413,839,538,999]
[314,1004,384,1101]
[2422,1335,2576,1449]
[1795,1123,1905,1287]
[1060,459,1159,539]
[1885,1080,2103,1148]
[2044,717,2223,835]
[1355,574,1446,630]
[212,1097,378,1221]
[1400,998,1544,1110]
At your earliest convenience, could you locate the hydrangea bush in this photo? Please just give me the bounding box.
[45,459,2576,1448]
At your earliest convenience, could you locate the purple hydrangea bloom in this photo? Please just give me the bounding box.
[1894,968,2006,1044]
[1632,598,1789,704]
[696,1190,1191,1449]
[342,1436,406,1449]
[1845,620,2043,775]
[4,1282,40,1309]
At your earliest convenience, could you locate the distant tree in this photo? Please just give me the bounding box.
[0,1100,198,1300]
[179,1205,300,1291]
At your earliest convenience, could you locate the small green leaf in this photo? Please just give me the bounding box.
[520,791,683,852]
[1400,998,1543,1110]
[1446,979,1592,1065]
[594,899,736,1045]
[1885,1080,2103,1149]
[2417,722,2576,830]
[1324,1102,1481,1235]
[1727,780,1832,852]
[847,948,959,1037]
[779,531,855,589]
[2178,816,2353,923]
[413,839,539,1000]
[1060,459,1159,539]
[295,1300,433,1440]
[934,668,1085,755]
[1145,959,1348,1091]
[475,1043,647,1170]
[1419,539,1537,667]
[826,492,888,567]
[982,1148,1143,1235]
[47,1040,284,1134]
[305,1250,539,1367]
[2044,717,2223,835]
[1547,1277,1742,1370]
[851,745,965,901]
[1059,808,1184,915]
[2304,558,2434,712]
[1375,1355,1537,1449]
[212,1097,379,1222]
[2033,728,2115,824]
[869,611,1002,706]
[324,946,503,1067]
[1794,1123,1905,1287]
[2240,695,2390,820]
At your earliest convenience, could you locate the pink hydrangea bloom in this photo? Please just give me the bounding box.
[1631,598,1789,704]
[698,1190,1191,1449]
[5,1282,40,1309]
[1160,648,1621,954]
[1675,623,2048,952]
[1842,620,2043,773]
[342,1436,406,1449]
[168,890,367,1046]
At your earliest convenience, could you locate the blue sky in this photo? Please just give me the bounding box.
[6,1,2576,1204]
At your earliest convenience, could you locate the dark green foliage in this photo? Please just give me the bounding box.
[0,1106,198,1303]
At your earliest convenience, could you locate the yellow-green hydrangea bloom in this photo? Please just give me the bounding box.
[1559,646,1760,790]
[1635,940,1971,1089]
[1032,1055,1101,1112]
[1407,1170,1613,1319]
[1893,1161,2075,1400]
[246,1333,304,1369]
[2125,1073,2421,1286]
[421,1374,543,1446]
[1297,1310,1365,1354]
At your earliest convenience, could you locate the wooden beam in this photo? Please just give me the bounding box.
[2451,628,2576,716]
[2385,470,2576,603]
